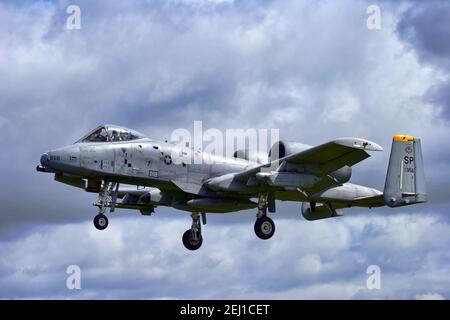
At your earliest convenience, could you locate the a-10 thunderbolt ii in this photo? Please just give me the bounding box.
[37,125,426,250]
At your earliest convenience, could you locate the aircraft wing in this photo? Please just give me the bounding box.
[206,137,382,194]
[280,137,383,175]
[234,137,382,178]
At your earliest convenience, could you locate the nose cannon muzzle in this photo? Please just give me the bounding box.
[37,153,56,173]
[40,153,49,166]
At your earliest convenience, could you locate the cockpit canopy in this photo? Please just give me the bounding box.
[77,125,146,143]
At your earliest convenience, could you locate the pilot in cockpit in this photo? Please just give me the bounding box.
[99,128,108,141]
[120,131,130,141]
[111,130,120,142]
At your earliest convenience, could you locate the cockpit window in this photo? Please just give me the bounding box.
[108,127,143,142]
[76,125,145,143]
[82,127,109,142]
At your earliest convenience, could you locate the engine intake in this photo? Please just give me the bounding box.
[233,149,266,164]
[269,141,310,161]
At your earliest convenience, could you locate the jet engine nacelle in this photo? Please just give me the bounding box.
[301,202,343,221]
[233,149,267,164]
[269,141,310,161]
[329,166,352,184]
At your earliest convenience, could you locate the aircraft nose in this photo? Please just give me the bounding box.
[40,153,49,166]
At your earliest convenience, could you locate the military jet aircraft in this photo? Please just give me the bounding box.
[37,125,426,250]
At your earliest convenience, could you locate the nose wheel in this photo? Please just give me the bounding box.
[93,182,118,231]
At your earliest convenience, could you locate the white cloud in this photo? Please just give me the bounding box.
[321,89,360,124]
[1,213,449,299]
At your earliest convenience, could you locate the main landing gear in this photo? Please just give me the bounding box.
[254,193,275,240]
[93,182,118,231]
[93,214,108,230]
[182,212,206,251]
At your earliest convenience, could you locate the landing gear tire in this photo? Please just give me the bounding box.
[254,216,275,240]
[182,230,203,251]
[93,214,108,230]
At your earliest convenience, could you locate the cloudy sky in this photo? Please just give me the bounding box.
[1,0,450,299]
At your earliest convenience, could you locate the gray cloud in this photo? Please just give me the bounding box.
[397,1,450,120]
[397,2,450,63]
[1,0,450,299]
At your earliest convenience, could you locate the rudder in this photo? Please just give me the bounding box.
[383,135,427,207]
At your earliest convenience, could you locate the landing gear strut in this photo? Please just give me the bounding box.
[254,193,275,240]
[182,212,204,250]
[93,182,118,231]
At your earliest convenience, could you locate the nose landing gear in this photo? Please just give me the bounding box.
[93,182,118,230]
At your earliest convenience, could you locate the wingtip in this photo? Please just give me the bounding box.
[367,141,383,151]
[335,138,383,151]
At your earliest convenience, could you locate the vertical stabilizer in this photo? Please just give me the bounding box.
[383,135,427,207]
